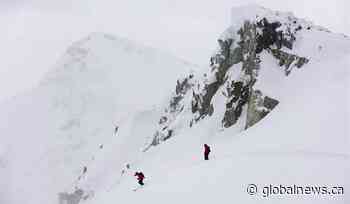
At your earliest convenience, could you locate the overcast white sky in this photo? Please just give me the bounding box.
[0,0,349,102]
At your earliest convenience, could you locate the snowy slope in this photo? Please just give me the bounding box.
[0,33,197,204]
[1,5,349,204]
[86,5,349,204]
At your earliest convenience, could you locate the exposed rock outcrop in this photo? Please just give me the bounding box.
[246,90,279,129]
[149,74,195,146]
[269,48,309,75]
[147,8,310,149]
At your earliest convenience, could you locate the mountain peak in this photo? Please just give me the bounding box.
[2,6,349,204]
[146,5,350,149]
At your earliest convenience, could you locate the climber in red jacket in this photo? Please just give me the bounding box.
[204,144,211,160]
[134,172,145,186]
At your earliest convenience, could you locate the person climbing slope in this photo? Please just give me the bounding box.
[134,171,145,186]
[204,144,211,160]
[114,125,119,136]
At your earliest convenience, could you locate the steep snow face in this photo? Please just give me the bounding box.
[0,33,197,204]
[87,5,349,204]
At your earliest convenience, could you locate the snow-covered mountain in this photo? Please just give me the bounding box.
[1,5,350,204]
[88,5,349,204]
[0,32,197,204]
[146,5,346,149]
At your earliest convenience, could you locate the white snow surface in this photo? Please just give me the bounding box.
[0,32,196,204]
[1,5,350,204]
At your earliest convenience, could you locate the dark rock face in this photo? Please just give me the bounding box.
[193,39,234,119]
[269,49,309,75]
[147,16,310,149]
[222,81,250,128]
[256,18,298,53]
[264,96,279,110]
[148,74,195,147]
[256,18,284,53]
[246,90,279,129]
[221,21,260,128]
[255,18,309,76]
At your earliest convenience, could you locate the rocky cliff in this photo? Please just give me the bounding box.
[147,6,313,148]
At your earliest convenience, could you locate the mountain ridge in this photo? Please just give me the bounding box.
[1,5,349,204]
